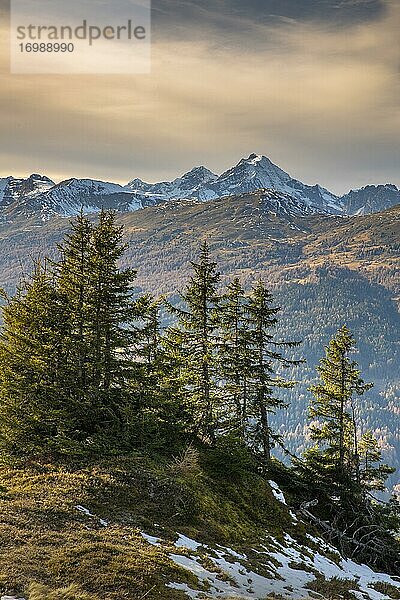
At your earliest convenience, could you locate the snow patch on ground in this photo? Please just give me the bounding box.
[75,505,95,517]
[75,504,108,527]
[268,480,287,504]
[138,528,400,599]
[175,533,203,551]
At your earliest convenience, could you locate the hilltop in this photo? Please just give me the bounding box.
[2,453,400,600]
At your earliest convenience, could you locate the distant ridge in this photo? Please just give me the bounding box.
[1,154,399,220]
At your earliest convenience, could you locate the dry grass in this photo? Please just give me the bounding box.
[368,581,400,599]
[0,457,199,599]
[0,453,292,600]
[306,575,359,599]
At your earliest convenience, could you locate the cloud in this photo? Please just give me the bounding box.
[0,0,398,193]
[152,0,387,36]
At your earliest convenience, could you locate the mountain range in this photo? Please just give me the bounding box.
[1,154,399,220]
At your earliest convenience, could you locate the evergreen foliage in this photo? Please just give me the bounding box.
[0,213,397,575]
[0,211,143,455]
[302,326,393,498]
[165,242,222,442]
[244,281,299,461]
[359,430,395,492]
[0,262,71,454]
[217,277,251,437]
[304,326,364,486]
[297,327,397,573]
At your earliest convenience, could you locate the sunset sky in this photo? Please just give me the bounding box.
[0,0,399,194]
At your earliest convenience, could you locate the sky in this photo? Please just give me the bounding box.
[0,0,399,194]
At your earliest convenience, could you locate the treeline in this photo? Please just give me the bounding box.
[0,212,399,572]
[0,212,299,459]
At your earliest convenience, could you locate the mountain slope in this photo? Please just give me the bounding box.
[127,154,343,214]
[3,154,399,220]
[2,455,400,600]
[341,184,400,215]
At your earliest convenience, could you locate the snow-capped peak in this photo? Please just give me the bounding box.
[34,177,143,217]
[218,154,292,189]
[178,165,217,184]
[247,152,263,163]
[51,177,128,197]
[0,174,55,208]
[125,164,219,203]
[2,154,398,220]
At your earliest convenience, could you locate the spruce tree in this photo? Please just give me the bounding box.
[0,263,72,455]
[245,280,298,462]
[359,430,395,493]
[132,296,191,450]
[166,242,221,442]
[304,325,373,490]
[217,278,251,437]
[84,210,140,435]
[56,212,93,393]
[0,211,148,456]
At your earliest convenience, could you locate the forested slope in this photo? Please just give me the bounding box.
[0,195,398,482]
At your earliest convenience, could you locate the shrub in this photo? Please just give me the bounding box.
[203,436,256,480]
[306,575,358,599]
[168,445,201,477]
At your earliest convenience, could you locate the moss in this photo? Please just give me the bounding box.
[28,582,97,600]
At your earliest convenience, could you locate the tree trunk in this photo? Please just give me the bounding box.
[260,400,271,462]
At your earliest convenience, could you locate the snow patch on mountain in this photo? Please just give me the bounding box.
[3,154,399,219]
[340,184,400,215]
[260,188,326,217]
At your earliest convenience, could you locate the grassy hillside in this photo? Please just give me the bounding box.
[2,452,400,600]
[0,453,295,600]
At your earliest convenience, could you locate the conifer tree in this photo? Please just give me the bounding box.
[56,211,141,441]
[359,430,395,493]
[0,263,72,455]
[0,211,149,455]
[304,326,373,490]
[84,210,140,433]
[166,242,221,442]
[245,281,298,462]
[217,278,251,437]
[132,296,191,450]
[56,212,93,393]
